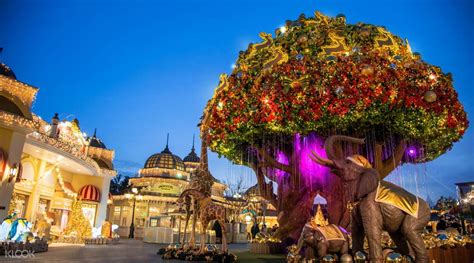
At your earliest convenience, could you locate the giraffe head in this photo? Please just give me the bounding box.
[176,195,185,208]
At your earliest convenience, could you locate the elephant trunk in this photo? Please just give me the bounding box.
[325,135,365,161]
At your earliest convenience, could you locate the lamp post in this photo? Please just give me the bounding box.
[125,187,141,239]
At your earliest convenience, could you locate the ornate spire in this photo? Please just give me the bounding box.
[93,128,97,138]
[162,133,171,153]
[184,134,200,163]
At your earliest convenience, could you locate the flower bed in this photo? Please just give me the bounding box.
[157,246,237,262]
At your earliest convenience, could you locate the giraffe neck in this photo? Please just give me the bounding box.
[198,197,212,208]
[200,133,208,171]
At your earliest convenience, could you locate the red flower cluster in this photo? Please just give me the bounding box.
[204,14,468,163]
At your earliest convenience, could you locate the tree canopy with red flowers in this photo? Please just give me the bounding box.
[201,12,468,241]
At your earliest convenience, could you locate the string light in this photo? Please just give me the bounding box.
[0,111,37,129]
[0,75,38,106]
[55,165,78,199]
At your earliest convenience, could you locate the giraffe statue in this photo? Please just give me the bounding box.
[177,188,228,252]
[180,131,215,247]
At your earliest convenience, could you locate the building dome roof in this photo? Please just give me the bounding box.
[183,135,200,163]
[144,144,185,171]
[88,137,107,149]
[183,141,200,163]
[0,63,16,79]
[86,129,107,149]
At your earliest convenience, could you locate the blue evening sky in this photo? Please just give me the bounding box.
[1,0,472,201]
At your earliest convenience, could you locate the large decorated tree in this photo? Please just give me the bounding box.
[202,12,468,242]
[63,200,92,241]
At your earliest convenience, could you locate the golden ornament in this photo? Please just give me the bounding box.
[361,64,374,76]
[424,90,437,103]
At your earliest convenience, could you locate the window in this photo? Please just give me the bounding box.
[149,218,158,227]
[112,207,121,225]
[135,205,148,227]
[13,194,29,218]
[81,203,97,227]
[121,206,129,226]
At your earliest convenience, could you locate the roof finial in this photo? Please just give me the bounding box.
[161,133,171,153]
[192,134,195,151]
[93,128,97,137]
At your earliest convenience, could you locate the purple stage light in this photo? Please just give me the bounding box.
[294,133,330,180]
[407,146,417,157]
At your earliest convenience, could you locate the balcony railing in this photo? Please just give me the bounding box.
[28,131,116,176]
[28,131,98,167]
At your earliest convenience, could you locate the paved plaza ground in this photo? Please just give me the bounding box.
[0,239,286,263]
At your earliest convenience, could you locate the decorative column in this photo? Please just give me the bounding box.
[24,160,47,221]
[0,131,27,219]
[95,174,112,227]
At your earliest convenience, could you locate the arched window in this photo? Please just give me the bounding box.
[0,95,25,117]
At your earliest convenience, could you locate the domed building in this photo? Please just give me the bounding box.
[109,136,227,240]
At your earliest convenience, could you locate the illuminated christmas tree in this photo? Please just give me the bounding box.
[63,200,92,241]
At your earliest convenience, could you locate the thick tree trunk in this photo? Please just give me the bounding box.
[322,174,350,228]
[274,189,317,244]
[249,135,407,245]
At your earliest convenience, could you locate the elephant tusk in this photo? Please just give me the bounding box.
[310,150,334,166]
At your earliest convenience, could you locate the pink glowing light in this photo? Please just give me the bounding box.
[295,133,331,180]
[268,133,331,183]
[275,150,290,178]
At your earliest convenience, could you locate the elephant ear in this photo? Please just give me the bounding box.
[356,169,380,200]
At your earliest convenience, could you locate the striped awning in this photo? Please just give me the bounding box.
[79,184,101,203]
